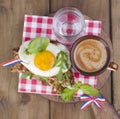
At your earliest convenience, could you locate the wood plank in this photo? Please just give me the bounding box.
[50,0,112,119]
[111,0,120,114]
[50,102,96,119]
[0,0,50,119]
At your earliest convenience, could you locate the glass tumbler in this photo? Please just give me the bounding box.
[53,7,85,45]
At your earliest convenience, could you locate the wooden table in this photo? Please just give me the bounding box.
[0,0,120,119]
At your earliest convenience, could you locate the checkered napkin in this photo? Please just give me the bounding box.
[18,15,101,97]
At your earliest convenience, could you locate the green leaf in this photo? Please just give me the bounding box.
[64,73,71,85]
[21,72,48,84]
[54,51,70,81]
[21,72,34,79]
[61,88,75,101]
[57,68,63,80]
[61,82,100,101]
[25,37,50,54]
[61,81,82,101]
[73,81,82,91]
[36,76,48,85]
[80,84,100,96]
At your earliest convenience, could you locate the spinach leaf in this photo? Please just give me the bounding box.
[25,37,50,54]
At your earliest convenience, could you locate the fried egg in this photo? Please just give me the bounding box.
[18,40,70,77]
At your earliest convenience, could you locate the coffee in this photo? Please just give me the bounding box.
[73,39,107,72]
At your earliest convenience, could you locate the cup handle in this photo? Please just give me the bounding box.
[107,62,119,71]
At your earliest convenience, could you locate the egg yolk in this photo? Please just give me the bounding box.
[34,50,56,71]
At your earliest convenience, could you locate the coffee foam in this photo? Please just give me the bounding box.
[74,39,107,72]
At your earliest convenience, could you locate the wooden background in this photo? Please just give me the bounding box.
[0,0,120,119]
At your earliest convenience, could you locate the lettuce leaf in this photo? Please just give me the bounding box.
[80,84,100,96]
[61,82,82,101]
[25,37,50,54]
[61,82,100,101]
[61,88,75,101]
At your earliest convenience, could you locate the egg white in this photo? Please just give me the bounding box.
[18,40,70,77]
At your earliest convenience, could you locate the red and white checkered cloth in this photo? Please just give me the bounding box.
[18,15,101,97]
